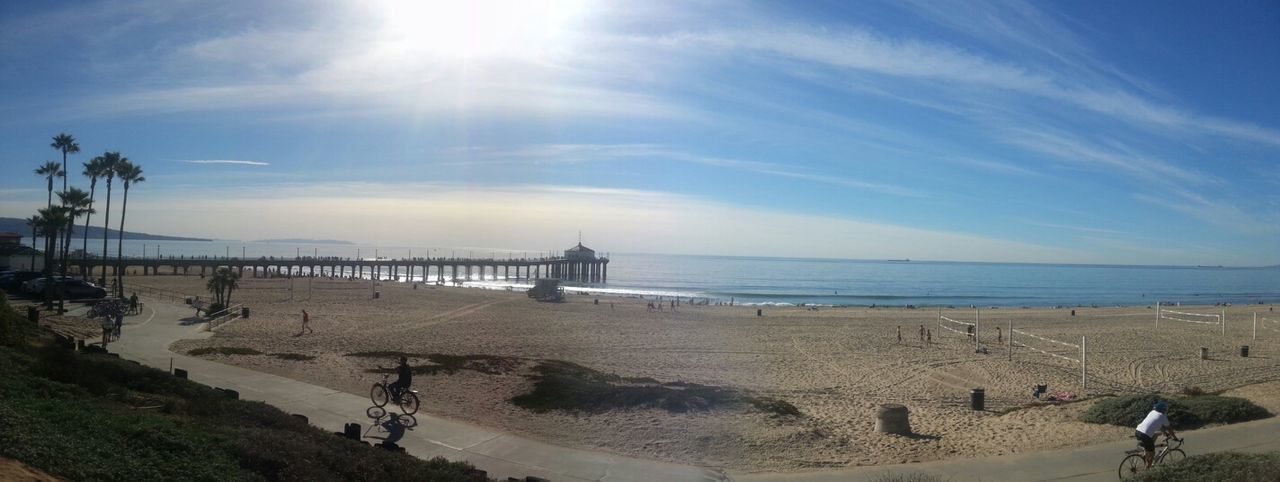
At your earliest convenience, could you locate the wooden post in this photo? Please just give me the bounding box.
[975,307,980,349]
[1222,310,1226,336]
[1254,312,1258,341]
[1156,303,1160,329]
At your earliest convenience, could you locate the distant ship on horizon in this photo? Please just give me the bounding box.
[887,259,910,262]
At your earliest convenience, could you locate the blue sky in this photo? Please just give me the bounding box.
[2,0,1278,265]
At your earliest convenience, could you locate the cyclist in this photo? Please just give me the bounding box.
[379,356,412,401]
[1135,400,1177,467]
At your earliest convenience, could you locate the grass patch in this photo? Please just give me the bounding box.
[0,329,488,481]
[188,346,263,356]
[344,350,424,359]
[1080,394,1269,429]
[1133,451,1280,482]
[365,354,523,376]
[269,352,315,361]
[510,360,802,417]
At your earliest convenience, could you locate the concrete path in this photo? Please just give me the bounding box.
[107,297,1278,482]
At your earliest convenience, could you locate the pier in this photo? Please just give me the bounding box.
[70,243,609,284]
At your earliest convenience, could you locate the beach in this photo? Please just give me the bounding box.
[118,275,1280,471]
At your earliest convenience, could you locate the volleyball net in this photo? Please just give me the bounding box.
[1009,327,1087,390]
[1156,305,1225,334]
[938,314,974,336]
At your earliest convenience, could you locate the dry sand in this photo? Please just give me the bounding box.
[88,276,1280,471]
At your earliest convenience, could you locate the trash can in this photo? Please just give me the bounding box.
[1200,347,1208,360]
[970,388,985,411]
[1241,345,1249,358]
[373,291,381,299]
[241,307,250,318]
[757,309,762,317]
[27,306,38,323]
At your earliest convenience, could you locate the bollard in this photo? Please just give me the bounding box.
[174,368,188,379]
[970,388,985,411]
[1241,345,1249,358]
[874,404,912,435]
[1200,347,1208,360]
[343,422,362,440]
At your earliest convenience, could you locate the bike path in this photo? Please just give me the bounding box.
[111,298,1280,482]
[110,298,724,482]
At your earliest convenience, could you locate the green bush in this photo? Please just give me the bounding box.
[1080,394,1269,429]
[0,292,28,347]
[1134,451,1280,482]
[204,302,226,316]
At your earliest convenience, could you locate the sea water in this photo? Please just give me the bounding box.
[72,239,1280,307]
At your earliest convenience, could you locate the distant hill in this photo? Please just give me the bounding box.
[0,217,211,242]
[253,238,355,245]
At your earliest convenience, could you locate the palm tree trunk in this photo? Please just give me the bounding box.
[82,181,96,280]
[101,180,112,284]
[30,223,37,270]
[59,220,72,312]
[61,152,68,198]
[46,176,53,209]
[116,186,130,297]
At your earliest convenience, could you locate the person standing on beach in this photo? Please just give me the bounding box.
[919,325,925,342]
[896,326,902,344]
[299,309,314,336]
[113,312,123,340]
[926,329,931,345]
[129,293,139,315]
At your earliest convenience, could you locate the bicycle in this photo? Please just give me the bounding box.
[370,373,420,415]
[1118,434,1184,480]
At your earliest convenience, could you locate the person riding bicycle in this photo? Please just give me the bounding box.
[379,357,412,401]
[1135,400,1177,467]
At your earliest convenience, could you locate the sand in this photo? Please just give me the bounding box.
[94,276,1280,471]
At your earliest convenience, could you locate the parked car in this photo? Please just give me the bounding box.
[56,280,108,299]
[22,276,72,295]
[0,271,43,292]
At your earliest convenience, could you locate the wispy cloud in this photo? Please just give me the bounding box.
[177,160,270,166]
[1023,221,1122,235]
[446,144,927,197]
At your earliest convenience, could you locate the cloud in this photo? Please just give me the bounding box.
[445,144,926,197]
[177,160,270,166]
[1022,221,1122,235]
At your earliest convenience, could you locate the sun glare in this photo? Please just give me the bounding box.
[373,0,587,59]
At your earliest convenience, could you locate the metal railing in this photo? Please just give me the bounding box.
[208,304,243,330]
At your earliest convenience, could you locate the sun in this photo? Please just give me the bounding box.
[372,0,588,59]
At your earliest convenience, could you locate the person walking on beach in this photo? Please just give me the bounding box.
[896,326,902,344]
[919,324,925,342]
[113,312,123,340]
[129,292,139,315]
[926,329,932,345]
[298,309,314,336]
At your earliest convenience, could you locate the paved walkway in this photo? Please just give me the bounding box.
[107,297,1279,482]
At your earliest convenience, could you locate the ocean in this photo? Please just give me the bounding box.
[64,239,1280,308]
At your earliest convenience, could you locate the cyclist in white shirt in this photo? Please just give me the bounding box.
[1135,400,1177,467]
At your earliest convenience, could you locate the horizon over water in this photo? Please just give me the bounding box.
[69,238,1280,308]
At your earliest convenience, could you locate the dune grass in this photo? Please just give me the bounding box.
[1133,451,1280,482]
[1080,393,1269,429]
[510,359,802,417]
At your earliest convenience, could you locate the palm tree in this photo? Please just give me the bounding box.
[58,188,94,274]
[35,161,64,210]
[97,152,122,284]
[56,188,93,312]
[25,215,40,270]
[206,267,241,311]
[36,207,69,308]
[50,133,79,197]
[80,156,107,277]
[114,160,144,297]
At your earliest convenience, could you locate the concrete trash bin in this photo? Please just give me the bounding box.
[27,306,38,323]
[1200,347,1209,360]
[874,404,911,435]
[373,291,381,299]
[241,307,250,318]
[1241,345,1249,357]
[970,388,985,411]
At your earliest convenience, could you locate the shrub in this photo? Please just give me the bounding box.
[1080,394,1269,429]
[188,346,262,356]
[204,302,226,316]
[270,352,315,361]
[1134,451,1280,482]
[511,360,802,417]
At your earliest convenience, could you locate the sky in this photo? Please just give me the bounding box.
[1,0,1278,266]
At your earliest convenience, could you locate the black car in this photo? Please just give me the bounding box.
[52,280,108,299]
[0,271,43,292]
